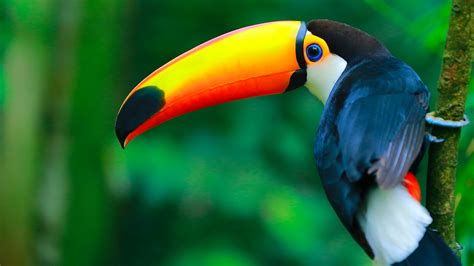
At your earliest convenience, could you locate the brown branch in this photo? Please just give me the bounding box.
[426,0,473,257]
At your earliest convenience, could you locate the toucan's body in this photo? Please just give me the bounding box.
[315,56,429,259]
[115,20,460,265]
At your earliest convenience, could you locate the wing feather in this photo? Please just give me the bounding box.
[315,57,430,257]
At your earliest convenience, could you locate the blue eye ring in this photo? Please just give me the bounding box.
[306,43,323,62]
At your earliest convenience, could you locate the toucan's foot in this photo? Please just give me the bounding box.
[425,133,444,143]
[425,112,470,128]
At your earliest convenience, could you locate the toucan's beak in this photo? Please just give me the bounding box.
[116,21,312,148]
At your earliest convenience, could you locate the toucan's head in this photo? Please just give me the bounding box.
[115,19,387,148]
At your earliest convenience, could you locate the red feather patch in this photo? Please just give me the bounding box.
[403,172,421,202]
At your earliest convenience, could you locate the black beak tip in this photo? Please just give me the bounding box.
[115,104,132,149]
[119,141,126,149]
[114,86,166,149]
[115,117,128,149]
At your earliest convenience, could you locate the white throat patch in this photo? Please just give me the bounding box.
[305,53,347,104]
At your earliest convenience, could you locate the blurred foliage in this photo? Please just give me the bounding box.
[0,0,472,265]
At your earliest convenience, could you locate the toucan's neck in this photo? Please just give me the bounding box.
[307,19,391,64]
[306,53,347,104]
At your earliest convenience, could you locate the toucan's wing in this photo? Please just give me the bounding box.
[317,57,429,186]
[336,89,428,188]
[314,57,429,257]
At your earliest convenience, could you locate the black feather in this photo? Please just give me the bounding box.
[393,229,461,266]
[307,19,391,63]
[314,56,429,257]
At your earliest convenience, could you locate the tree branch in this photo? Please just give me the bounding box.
[426,0,473,256]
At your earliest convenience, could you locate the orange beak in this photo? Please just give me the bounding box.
[115,21,310,148]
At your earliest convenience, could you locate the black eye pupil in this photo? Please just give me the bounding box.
[308,46,319,56]
[306,44,323,62]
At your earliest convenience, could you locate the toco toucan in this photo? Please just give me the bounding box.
[115,20,460,265]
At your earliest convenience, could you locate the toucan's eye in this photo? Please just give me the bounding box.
[306,43,323,62]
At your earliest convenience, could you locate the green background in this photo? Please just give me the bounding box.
[0,0,473,265]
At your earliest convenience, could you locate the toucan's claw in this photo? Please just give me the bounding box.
[425,112,470,128]
[425,132,444,143]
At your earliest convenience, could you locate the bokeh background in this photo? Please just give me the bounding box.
[0,0,473,265]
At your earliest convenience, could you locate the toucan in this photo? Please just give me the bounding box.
[115,20,460,265]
